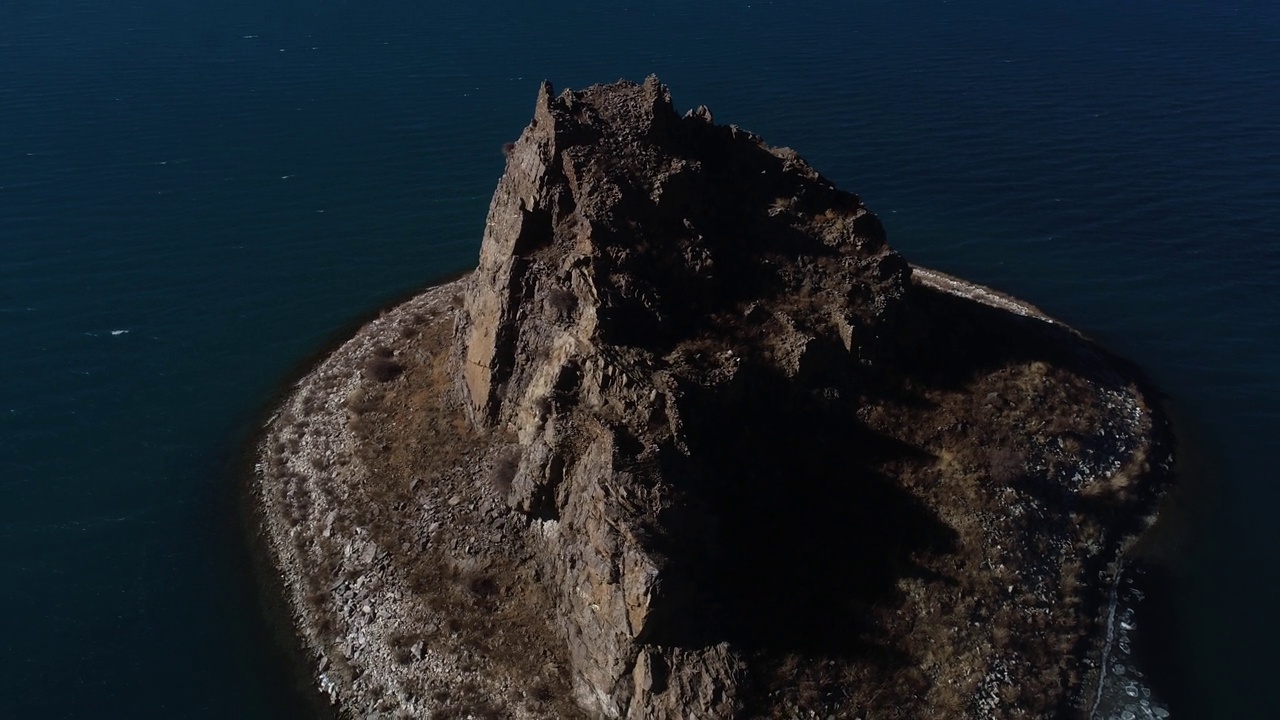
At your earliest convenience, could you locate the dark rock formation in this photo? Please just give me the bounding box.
[456,76,915,717]
[254,77,1171,720]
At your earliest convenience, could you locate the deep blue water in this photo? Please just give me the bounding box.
[2,0,1276,717]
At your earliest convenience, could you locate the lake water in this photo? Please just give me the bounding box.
[2,0,1276,717]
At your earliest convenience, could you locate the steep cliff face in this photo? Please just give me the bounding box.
[456,76,911,717]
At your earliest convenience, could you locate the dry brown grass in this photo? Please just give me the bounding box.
[489,446,521,495]
[338,313,586,719]
[364,355,405,383]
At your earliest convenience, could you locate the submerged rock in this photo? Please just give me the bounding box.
[253,77,1172,719]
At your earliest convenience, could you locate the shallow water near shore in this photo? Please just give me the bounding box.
[2,0,1277,717]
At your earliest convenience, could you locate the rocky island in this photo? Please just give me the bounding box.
[251,77,1172,719]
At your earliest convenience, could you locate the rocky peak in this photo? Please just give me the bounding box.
[456,77,914,717]
[461,76,907,429]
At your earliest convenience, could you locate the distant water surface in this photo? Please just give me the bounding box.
[1,1,1276,717]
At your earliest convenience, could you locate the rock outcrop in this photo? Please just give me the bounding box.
[253,77,1172,720]
[456,76,913,717]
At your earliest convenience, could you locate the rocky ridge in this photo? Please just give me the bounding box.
[252,77,1172,719]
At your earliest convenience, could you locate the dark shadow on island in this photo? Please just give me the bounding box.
[634,356,956,678]
[625,278,1181,715]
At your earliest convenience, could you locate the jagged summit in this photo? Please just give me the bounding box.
[461,76,907,428]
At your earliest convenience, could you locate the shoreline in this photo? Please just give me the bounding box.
[237,271,475,720]
[911,264,1181,719]
[911,266,1065,326]
[248,280,492,716]
[247,264,1175,718]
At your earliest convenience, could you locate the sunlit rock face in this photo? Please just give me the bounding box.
[456,76,913,717]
